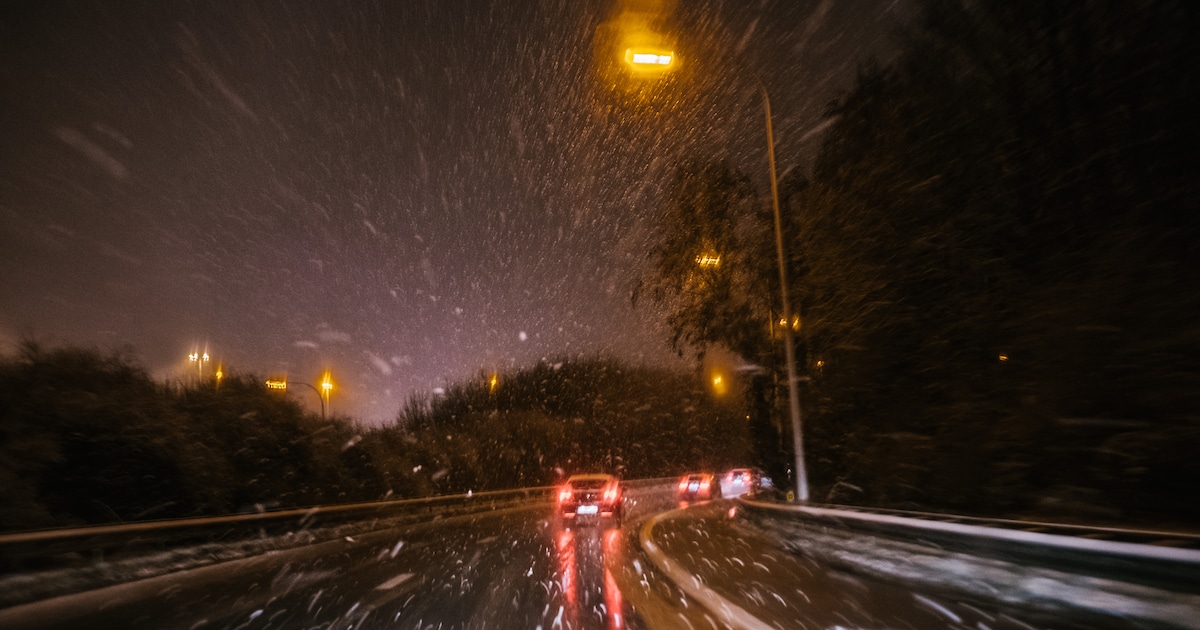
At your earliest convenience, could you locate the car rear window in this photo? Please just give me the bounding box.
[569,479,607,489]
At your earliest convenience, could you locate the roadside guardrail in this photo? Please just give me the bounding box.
[0,476,676,575]
[737,498,1200,594]
[0,485,553,575]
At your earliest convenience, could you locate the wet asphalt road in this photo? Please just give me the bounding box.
[0,490,1156,629]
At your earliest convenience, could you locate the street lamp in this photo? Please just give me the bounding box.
[320,371,333,416]
[187,351,209,381]
[625,48,674,72]
[265,375,332,419]
[623,51,810,501]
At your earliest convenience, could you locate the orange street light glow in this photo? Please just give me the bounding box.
[624,48,674,71]
[630,52,671,65]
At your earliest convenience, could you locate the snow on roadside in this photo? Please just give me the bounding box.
[740,515,1200,629]
[1,513,425,608]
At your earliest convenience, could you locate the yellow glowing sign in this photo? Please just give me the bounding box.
[695,253,721,267]
[489,373,498,393]
[998,354,1009,362]
[265,379,287,390]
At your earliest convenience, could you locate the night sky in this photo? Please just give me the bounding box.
[1,0,908,425]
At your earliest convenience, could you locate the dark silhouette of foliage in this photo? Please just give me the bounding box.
[0,343,393,531]
[636,0,1200,526]
[0,345,752,532]
[394,357,753,493]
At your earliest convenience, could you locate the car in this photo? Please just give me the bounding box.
[557,474,624,526]
[677,472,721,501]
[720,468,764,499]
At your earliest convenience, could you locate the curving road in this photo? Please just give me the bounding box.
[0,488,1157,629]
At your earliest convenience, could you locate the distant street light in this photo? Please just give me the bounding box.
[711,373,727,397]
[265,374,332,419]
[188,351,210,381]
[621,52,810,502]
[320,371,334,416]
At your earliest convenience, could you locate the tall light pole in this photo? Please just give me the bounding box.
[626,53,809,501]
[761,84,809,502]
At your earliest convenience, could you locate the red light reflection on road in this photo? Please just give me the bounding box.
[558,528,576,606]
[604,528,624,629]
[554,525,626,629]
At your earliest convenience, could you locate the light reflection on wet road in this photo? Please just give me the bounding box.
[2,491,1152,629]
[2,503,645,629]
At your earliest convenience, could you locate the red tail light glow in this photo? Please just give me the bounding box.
[558,487,572,503]
[603,483,618,503]
[678,478,689,492]
[699,478,711,491]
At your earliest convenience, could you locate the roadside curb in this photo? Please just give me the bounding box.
[638,507,774,630]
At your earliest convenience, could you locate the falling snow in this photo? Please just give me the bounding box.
[0,0,906,425]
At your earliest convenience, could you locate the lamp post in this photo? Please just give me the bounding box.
[294,382,327,419]
[627,53,809,502]
[761,84,809,502]
[266,376,332,419]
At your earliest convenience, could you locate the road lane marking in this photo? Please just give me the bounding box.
[375,573,415,590]
[639,509,775,630]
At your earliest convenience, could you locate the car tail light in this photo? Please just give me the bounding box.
[699,478,711,492]
[558,487,572,503]
[678,478,689,492]
[742,472,751,483]
[603,484,618,503]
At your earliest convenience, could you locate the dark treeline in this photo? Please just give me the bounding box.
[639,0,1199,526]
[396,358,751,491]
[0,343,749,533]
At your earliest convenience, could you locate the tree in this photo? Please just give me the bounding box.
[633,159,793,481]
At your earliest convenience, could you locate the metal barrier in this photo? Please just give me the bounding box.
[0,477,678,575]
[738,498,1200,595]
[0,486,553,574]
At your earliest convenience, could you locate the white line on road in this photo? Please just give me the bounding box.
[639,509,775,630]
[375,573,415,590]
